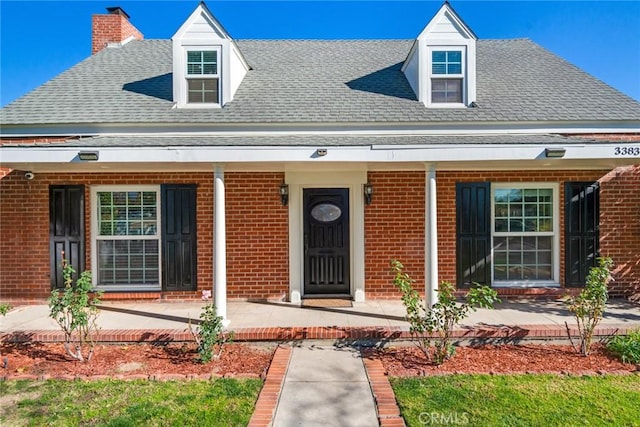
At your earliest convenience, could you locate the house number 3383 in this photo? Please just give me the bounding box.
[614,146,640,156]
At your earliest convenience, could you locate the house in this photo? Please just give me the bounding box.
[1,2,639,322]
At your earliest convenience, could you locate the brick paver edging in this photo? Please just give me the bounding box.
[363,357,406,427]
[3,324,634,344]
[247,345,291,427]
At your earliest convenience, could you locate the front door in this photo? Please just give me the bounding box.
[303,188,350,295]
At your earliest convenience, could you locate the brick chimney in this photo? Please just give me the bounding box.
[92,6,143,54]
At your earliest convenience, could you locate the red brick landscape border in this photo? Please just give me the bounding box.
[2,324,633,344]
[364,357,406,426]
[247,345,291,427]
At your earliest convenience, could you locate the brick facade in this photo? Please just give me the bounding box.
[365,171,426,298]
[437,167,640,297]
[0,164,638,302]
[226,173,289,300]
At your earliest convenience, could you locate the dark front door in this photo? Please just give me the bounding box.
[303,188,350,295]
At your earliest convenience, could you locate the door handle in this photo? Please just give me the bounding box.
[304,234,309,256]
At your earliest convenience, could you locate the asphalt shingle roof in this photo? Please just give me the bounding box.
[2,39,639,126]
[12,134,607,148]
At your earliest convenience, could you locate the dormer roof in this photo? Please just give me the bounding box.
[402,1,478,107]
[171,1,250,108]
[416,1,477,41]
[171,1,249,70]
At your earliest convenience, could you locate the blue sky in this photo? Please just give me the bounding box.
[1,1,639,107]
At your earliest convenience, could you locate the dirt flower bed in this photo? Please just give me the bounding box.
[365,344,640,377]
[0,342,273,379]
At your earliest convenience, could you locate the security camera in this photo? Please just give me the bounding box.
[24,171,35,180]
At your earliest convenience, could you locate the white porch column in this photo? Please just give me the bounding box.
[425,164,439,307]
[214,165,229,325]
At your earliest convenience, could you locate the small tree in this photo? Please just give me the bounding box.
[188,303,232,363]
[565,257,613,356]
[48,260,102,362]
[392,260,500,365]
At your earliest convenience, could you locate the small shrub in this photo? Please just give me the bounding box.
[189,303,232,363]
[564,257,613,356]
[0,303,11,316]
[0,302,11,367]
[48,259,102,362]
[607,328,640,364]
[391,260,500,365]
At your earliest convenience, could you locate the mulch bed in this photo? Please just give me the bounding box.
[364,344,640,377]
[0,342,273,380]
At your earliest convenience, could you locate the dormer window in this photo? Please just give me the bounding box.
[186,49,220,104]
[171,3,249,109]
[401,2,477,109]
[430,49,464,104]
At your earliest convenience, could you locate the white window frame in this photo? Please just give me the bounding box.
[91,185,162,291]
[186,47,221,106]
[491,183,560,287]
[426,46,466,109]
[174,44,222,109]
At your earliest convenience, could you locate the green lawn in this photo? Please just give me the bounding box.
[0,378,262,427]
[391,374,640,427]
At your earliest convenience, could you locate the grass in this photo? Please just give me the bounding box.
[0,378,262,427]
[391,374,640,426]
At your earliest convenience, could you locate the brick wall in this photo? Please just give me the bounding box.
[226,173,289,300]
[365,171,426,298]
[0,170,290,303]
[569,133,640,142]
[0,172,213,302]
[92,12,143,55]
[437,167,640,297]
[1,166,637,302]
[598,165,640,298]
[0,137,72,146]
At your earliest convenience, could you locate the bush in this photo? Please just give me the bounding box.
[391,260,500,365]
[607,328,640,364]
[48,260,102,362]
[564,257,613,356]
[189,303,232,363]
[0,303,11,316]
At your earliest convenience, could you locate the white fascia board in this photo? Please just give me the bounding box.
[2,143,638,166]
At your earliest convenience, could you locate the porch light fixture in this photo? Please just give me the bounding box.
[78,151,99,161]
[544,148,566,158]
[279,183,289,206]
[364,183,373,205]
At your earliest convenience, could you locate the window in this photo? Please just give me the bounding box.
[186,50,219,104]
[94,187,160,290]
[492,185,558,284]
[430,49,464,104]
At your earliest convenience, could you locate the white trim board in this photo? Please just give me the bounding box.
[286,170,367,303]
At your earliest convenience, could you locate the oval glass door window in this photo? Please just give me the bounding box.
[311,203,342,222]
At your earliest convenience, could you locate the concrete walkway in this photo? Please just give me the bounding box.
[272,344,378,427]
[2,299,639,346]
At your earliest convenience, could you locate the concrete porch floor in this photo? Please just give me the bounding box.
[1,299,639,344]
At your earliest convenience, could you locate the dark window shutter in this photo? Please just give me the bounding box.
[565,182,600,287]
[161,184,197,291]
[456,182,491,287]
[49,185,85,289]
